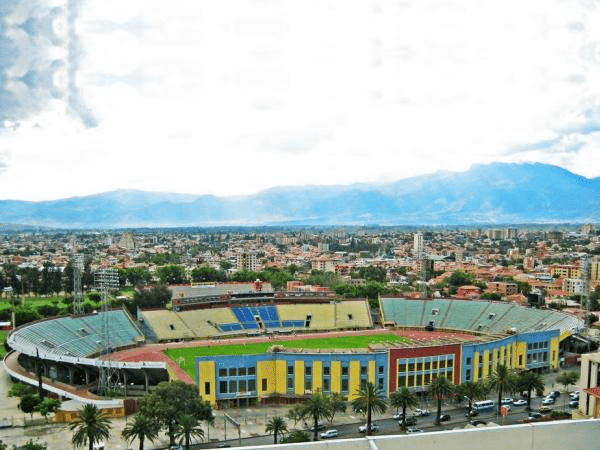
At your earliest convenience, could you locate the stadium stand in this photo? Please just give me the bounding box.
[379,298,584,335]
[8,310,142,358]
[334,301,372,329]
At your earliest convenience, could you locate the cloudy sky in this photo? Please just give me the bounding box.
[1,0,600,201]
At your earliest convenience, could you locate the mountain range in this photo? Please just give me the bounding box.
[0,163,599,229]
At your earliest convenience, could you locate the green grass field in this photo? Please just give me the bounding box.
[0,330,8,358]
[165,333,409,378]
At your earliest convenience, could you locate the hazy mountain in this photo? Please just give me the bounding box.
[1,163,598,228]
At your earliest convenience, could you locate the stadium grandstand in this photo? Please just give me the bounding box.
[2,287,587,416]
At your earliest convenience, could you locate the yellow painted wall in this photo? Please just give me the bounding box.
[257,360,275,397]
[198,361,216,405]
[368,360,376,386]
[348,360,360,401]
[331,361,341,393]
[550,338,560,369]
[294,360,305,395]
[313,360,323,392]
[482,351,490,378]
[515,342,527,369]
[275,360,287,394]
[473,352,480,382]
[166,364,178,381]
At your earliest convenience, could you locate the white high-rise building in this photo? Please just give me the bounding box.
[414,232,424,258]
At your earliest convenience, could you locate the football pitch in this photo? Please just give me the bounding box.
[165,333,409,378]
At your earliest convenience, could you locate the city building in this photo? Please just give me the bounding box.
[580,351,600,418]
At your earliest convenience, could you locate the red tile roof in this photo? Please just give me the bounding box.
[584,386,600,398]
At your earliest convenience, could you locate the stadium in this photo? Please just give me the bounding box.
[2,281,586,416]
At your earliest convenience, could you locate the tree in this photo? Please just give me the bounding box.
[517,371,545,411]
[429,376,454,425]
[299,392,332,441]
[174,414,205,450]
[35,398,61,423]
[156,265,188,284]
[132,285,172,309]
[389,387,418,430]
[70,404,112,450]
[489,365,516,416]
[190,266,226,283]
[286,405,303,428]
[556,371,579,396]
[265,416,287,445]
[326,392,347,423]
[121,414,159,450]
[137,381,213,447]
[280,430,310,443]
[455,381,485,417]
[8,382,35,398]
[20,440,48,450]
[351,382,387,436]
[19,394,41,419]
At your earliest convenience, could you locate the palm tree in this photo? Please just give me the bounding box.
[351,382,387,435]
[326,393,347,423]
[489,364,516,416]
[300,392,331,441]
[389,387,418,430]
[70,404,112,450]
[121,414,159,450]
[286,405,303,428]
[455,381,484,417]
[429,376,455,425]
[265,416,288,445]
[517,371,545,411]
[174,414,205,450]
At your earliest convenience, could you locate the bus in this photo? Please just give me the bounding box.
[473,400,495,411]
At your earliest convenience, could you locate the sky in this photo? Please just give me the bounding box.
[1,0,600,201]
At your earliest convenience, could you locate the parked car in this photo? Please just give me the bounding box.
[528,412,542,421]
[471,420,487,426]
[501,405,512,413]
[568,400,579,407]
[320,429,338,439]
[501,398,513,405]
[414,409,431,416]
[406,427,424,433]
[570,390,580,398]
[170,446,184,450]
[465,409,479,417]
[400,416,417,426]
[358,423,380,433]
[437,414,451,422]
[551,391,560,398]
[542,397,555,405]
[513,399,527,406]
[539,406,553,414]
[392,412,404,420]
[310,423,326,431]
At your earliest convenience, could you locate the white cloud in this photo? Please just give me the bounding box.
[1,0,600,200]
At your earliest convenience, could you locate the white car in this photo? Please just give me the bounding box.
[406,427,424,433]
[414,409,431,416]
[513,399,527,406]
[501,398,513,405]
[542,397,555,405]
[358,423,380,433]
[320,429,338,439]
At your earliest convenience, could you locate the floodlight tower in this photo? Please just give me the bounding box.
[72,255,84,315]
[94,268,121,395]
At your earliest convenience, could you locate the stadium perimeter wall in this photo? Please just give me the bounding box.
[233,420,599,450]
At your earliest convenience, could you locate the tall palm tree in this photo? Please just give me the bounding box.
[351,382,387,436]
[489,364,516,416]
[300,392,331,441]
[389,387,418,430]
[121,414,159,450]
[265,416,288,445]
[174,414,205,450]
[429,376,455,425]
[456,381,485,417]
[517,371,545,411]
[70,404,112,450]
